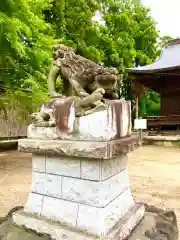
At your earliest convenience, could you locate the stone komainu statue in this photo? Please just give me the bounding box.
[32,45,120,126]
[47,44,119,100]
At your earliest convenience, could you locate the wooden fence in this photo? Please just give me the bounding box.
[0,108,28,138]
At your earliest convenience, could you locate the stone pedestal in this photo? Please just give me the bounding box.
[13,136,144,240]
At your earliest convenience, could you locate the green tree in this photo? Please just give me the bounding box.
[42,0,161,104]
[146,90,160,116]
[44,0,160,72]
[43,0,102,62]
[97,0,159,98]
[0,0,161,120]
[0,0,54,118]
[132,4,159,67]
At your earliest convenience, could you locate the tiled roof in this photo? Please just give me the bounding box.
[127,38,180,74]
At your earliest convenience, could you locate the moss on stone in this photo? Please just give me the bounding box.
[0,219,51,240]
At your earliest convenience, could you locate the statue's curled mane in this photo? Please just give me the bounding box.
[52,44,118,79]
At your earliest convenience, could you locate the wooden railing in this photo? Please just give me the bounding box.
[0,108,28,138]
[145,115,180,129]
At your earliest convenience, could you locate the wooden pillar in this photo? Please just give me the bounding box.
[135,92,139,119]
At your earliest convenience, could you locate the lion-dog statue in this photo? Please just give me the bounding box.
[32,44,120,126]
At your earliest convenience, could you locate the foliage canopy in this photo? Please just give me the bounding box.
[0,0,168,119]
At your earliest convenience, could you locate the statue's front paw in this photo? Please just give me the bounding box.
[79,92,89,98]
[94,88,105,95]
[92,100,101,107]
[48,120,56,127]
[36,119,45,124]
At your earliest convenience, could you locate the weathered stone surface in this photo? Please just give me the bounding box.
[28,99,131,141]
[12,203,144,239]
[61,170,128,207]
[18,143,141,238]
[81,159,100,181]
[100,154,127,180]
[109,136,140,156]
[32,154,46,173]
[106,203,145,240]
[46,156,81,178]
[28,169,129,208]
[19,138,109,159]
[31,172,62,199]
[76,188,135,237]
[0,219,51,240]
[1,204,177,240]
[28,125,58,139]
[13,213,95,240]
[18,136,139,159]
[32,154,127,181]
[41,197,79,228]
[22,188,137,237]
[25,193,43,216]
[28,111,118,141]
[46,44,119,110]
[81,155,127,181]
[143,204,178,240]
[17,135,141,239]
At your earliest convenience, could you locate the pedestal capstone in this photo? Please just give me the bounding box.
[13,99,144,240]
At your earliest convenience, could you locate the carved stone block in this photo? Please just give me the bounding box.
[14,102,142,239]
[61,170,128,207]
[41,196,79,228]
[46,156,81,178]
[28,99,132,141]
[32,154,46,173]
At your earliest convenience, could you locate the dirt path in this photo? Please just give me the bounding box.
[128,146,180,226]
[0,151,31,216]
[0,147,180,227]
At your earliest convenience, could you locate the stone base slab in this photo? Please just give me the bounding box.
[18,136,139,159]
[23,152,141,237]
[24,188,135,237]
[13,204,144,240]
[17,137,142,238]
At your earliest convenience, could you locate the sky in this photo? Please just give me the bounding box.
[142,0,180,38]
